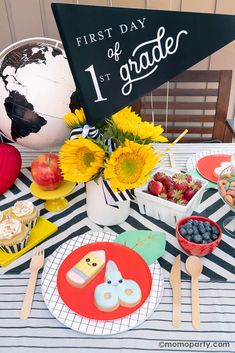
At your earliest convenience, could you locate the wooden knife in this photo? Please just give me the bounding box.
[169,254,181,327]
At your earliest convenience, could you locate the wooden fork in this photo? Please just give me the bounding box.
[20,247,44,320]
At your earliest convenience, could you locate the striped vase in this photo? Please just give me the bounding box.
[86,178,130,226]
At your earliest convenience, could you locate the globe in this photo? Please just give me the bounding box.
[0,39,77,149]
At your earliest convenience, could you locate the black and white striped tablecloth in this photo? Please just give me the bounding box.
[0,275,234,353]
[1,144,235,280]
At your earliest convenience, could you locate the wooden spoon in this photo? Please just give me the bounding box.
[185,256,203,329]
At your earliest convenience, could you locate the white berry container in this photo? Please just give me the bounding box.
[135,169,208,226]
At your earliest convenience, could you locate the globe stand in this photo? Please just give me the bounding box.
[223,215,235,238]
[30,180,76,213]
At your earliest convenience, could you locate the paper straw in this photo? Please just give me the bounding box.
[160,129,188,158]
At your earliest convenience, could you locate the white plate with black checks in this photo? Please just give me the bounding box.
[186,149,233,171]
[41,231,164,336]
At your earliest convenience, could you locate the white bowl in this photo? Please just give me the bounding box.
[135,169,208,226]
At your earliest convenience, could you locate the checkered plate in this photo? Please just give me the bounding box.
[41,231,164,335]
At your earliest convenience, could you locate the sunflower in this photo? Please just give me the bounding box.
[59,137,105,182]
[112,106,142,126]
[64,108,86,128]
[133,121,168,143]
[112,107,168,143]
[104,140,159,191]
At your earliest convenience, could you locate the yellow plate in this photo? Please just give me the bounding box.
[0,217,58,267]
[30,181,76,212]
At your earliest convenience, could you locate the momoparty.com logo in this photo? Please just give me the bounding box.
[158,341,230,349]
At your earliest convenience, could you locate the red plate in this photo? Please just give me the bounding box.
[57,242,152,321]
[196,154,231,183]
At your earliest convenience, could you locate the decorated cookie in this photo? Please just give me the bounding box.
[94,260,142,312]
[66,250,106,288]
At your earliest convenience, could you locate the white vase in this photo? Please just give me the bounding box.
[86,178,130,226]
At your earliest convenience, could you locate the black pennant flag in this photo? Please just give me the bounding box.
[52,3,235,125]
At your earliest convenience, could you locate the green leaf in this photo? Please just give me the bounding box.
[114,230,166,265]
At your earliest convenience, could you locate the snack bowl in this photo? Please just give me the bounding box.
[217,164,235,209]
[217,163,235,237]
[176,216,222,256]
[135,169,207,226]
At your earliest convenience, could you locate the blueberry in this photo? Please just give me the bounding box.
[180,227,187,236]
[193,220,199,226]
[193,226,199,233]
[211,226,219,235]
[199,226,206,234]
[202,240,208,244]
[211,233,218,241]
[185,235,192,242]
[205,224,211,231]
[187,219,194,224]
[193,234,203,243]
[186,222,194,228]
[187,228,194,236]
[202,232,210,241]
[204,221,210,226]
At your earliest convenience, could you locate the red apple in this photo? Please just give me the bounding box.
[31,153,63,191]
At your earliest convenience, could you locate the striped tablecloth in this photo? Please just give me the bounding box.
[0,275,234,353]
[0,143,235,352]
[1,143,234,280]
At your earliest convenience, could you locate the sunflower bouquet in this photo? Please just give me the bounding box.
[59,106,168,192]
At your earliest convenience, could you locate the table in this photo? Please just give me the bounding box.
[0,143,235,352]
[1,143,234,279]
[0,275,234,353]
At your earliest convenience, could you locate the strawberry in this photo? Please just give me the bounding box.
[194,180,202,190]
[172,173,188,192]
[162,186,167,194]
[159,192,167,200]
[148,180,163,195]
[153,172,166,182]
[184,187,197,201]
[188,180,202,191]
[177,198,189,206]
[172,174,188,192]
[185,174,192,183]
[162,176,174,190]
[172,173,186,180]
[174,181,188,192]
[167,189,175,199]
[167,189,184,201]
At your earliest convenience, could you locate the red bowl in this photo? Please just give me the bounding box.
[176,216,222,256]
